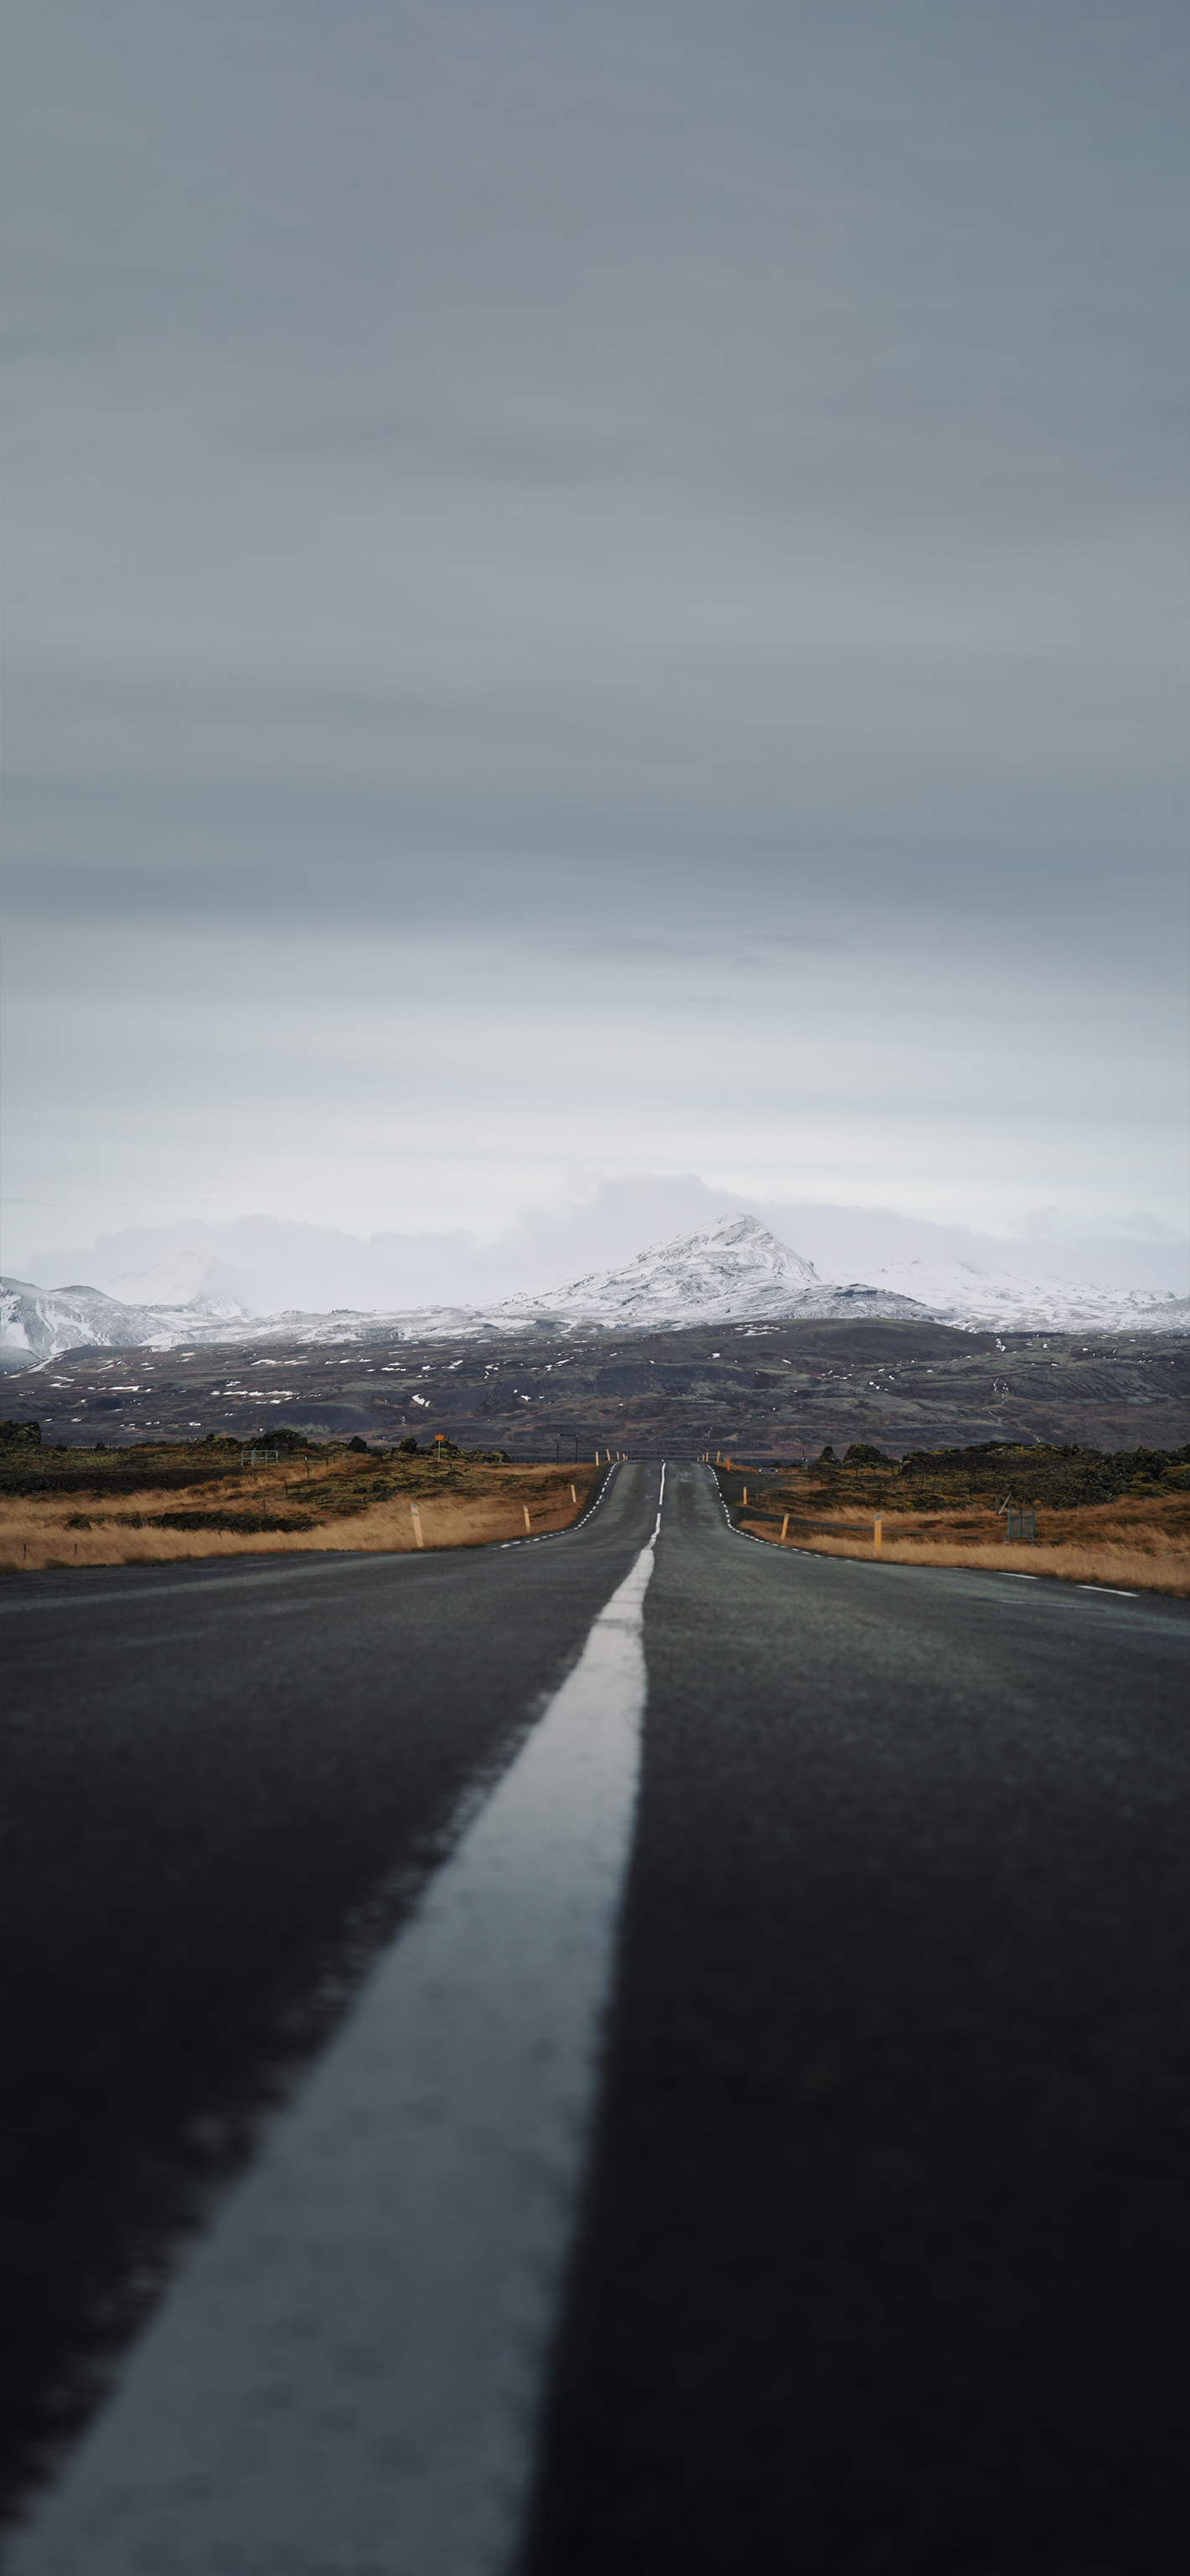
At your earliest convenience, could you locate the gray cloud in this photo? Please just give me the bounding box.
[1,0,1187,1261]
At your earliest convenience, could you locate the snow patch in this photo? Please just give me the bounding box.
[3,1210,1187,1363]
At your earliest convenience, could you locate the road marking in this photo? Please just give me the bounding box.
[1077,1583,1138,1597]
[499,1459,617,1546]
[8,1469,666,2576]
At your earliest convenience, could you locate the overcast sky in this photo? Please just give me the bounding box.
[3,0,1187,1302]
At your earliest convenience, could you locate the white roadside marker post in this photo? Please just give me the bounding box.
[523,1506,531,1530]
[410,1504,424,1550]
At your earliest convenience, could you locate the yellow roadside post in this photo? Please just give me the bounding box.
[523,1505,531,1530]
[781,1514,789,1541]
[570,1484,577,1502]
[874,1516,882,1554]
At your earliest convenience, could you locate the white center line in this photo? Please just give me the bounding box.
[9,1469,666,2576]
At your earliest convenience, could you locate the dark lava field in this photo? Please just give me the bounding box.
[5,1321,1188,1457]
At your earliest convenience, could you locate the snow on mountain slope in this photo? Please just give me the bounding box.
[0,1278,253,1366]
[0,1274,495,1363]
[500,1214,928,1326]
[3,1213,1186,1364]
[869,1259,1190,1336]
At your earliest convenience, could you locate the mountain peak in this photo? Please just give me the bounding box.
[502,1214,824,1325]
[3,1214,1187,1365]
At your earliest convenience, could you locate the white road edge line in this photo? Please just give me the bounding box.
[499,1455,619,1547]
[8,1465,667,2576]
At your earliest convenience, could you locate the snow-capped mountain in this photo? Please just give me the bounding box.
[0,1219,926,1364]
[502,1214,928,1327]
[3,1213,1186,1364]
[0,1277,254,1366]
[0,1272,487,1364]
[867,1258,1190,1336]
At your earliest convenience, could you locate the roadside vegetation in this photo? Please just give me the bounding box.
[717,1441,1190,1596]
[0,1425,601,1571]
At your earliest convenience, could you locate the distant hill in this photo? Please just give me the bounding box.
[3,1211,1187,1365]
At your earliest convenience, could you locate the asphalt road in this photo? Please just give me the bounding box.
[3,1464,1187,2572]
[0,1462,639,2521]
[528,1469,1190,2574]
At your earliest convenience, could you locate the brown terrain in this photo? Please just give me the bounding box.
[0,1448,606,1574]
[2,1318,1187,1455]
[3,1418,1187,1590]
[720,1454,1190,1596]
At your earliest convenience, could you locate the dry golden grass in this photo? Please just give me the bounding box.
[740,1498,1190,1595]
[0,1463,598,1574]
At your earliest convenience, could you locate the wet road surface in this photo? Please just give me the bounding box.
[3,1464,1187,2572]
